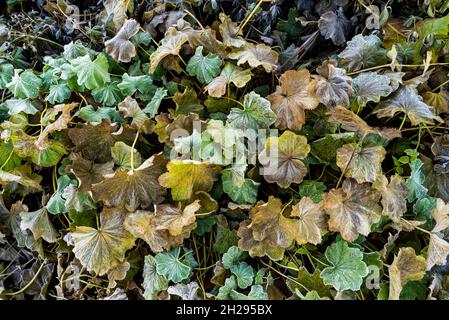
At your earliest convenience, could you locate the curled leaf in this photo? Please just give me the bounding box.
[229,43,278,73]
[105,19,140,62]
[237,196,297,260]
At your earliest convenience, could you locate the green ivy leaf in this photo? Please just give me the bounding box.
[47,175,77,214]
[117,73,153,97]
[187,46,222,84]
[154,247,197,283]
[320,240,369,291]
[71,54,111,90]
[299,181,327,203]
[92,82,122,107]
[406,159,428,202]
[111,141,142,170]
[142,87,167,117]
[227,91,276,131]
[221,167,259,204]
[46,82,72,104]
[77,105,123,124]
[7,69,42,99]
[0,63,14,89]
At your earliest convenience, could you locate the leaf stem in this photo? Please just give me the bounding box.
[237,0,265,35]
[130,129,140,172]
[5,259,48,296]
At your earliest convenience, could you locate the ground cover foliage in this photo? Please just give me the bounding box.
[2,0,449,300]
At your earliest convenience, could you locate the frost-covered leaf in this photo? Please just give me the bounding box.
[218,13,245,48]
[227,91,276,131]
[118,96,151,132]
[68,120,135,163]
[373,174,408,222]
[0,63,14,89]
[149,28,189,74]
[336,143,386,183]
[142,87,168,117]
[66,154,114,192]
[221,167,259,205]
[314,60,352,108]
[327,106,401,140]
[71,54,110,90]
[406,159,428,202]
[352,72,394,107]
[92,82,122,107]
[5,99,38,115]
[117,73,154,97]
[187,46,222,84]
[259,131,310,188]
[375,86,442,126]
[319,9,350,46]
[426,199,449,270]
[142,255,168,299]
[124,201,199,252]
[323,179,381,241]
[105,19,140,63]
[205,63,252,98]
[111,141,142,170]
[320,240,369,291]
[154,247,196,283]
[388,247,426,300]
[46,82,72,104]
[229,43,278,73]
[173,88,203,115]
[167,282,200,300]
[20,206,58,243]
[92,153,167,211]
[338,34,387,71]
[159,160,221,201]
[291,197,328,245]
[70,207,136,276]
[7,69,42,99]
[268,69,319,131]
[237,196,297,260]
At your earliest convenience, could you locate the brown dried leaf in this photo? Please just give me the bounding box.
[291,197,328,245]
[268,69,319,131]
[237,196,297,260]
[259,131,310,188]
[92,153,168,211]
[105,19,140,63]
[323,179,381,241]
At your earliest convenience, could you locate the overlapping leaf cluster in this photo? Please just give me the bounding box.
[2,0,449,300]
